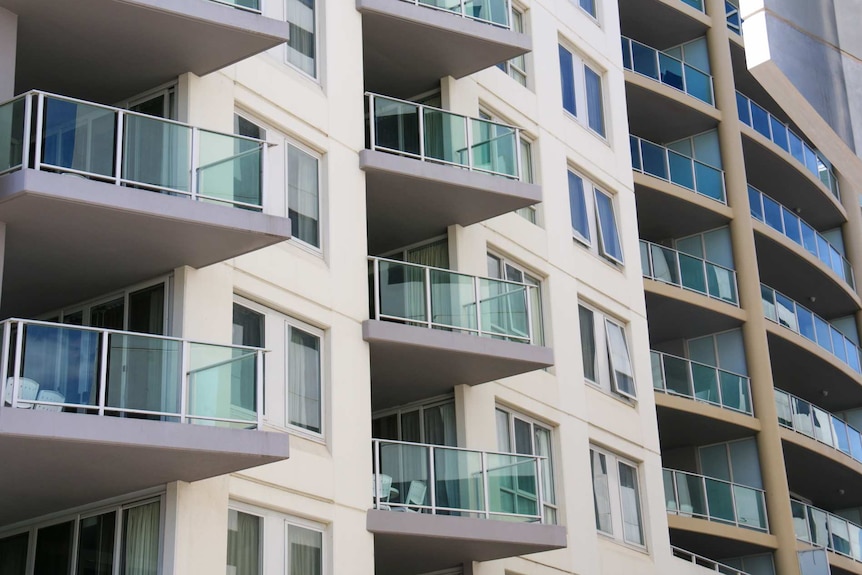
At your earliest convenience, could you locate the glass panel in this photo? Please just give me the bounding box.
[750,102,771,139]
[124,114,191,194]
[42,97,116,178]
[378,260,427,323]
[569,172,590,242]
[288,144,320,247]
[606,321,635,397]
[816,235,830,262]
[830,515,852,555]
[488,453,538,517]
[775,389,792,427]
[792,397,815,437]
[559,45,576,115]
[831,327,848,363]
[591,451,612,533]
[694,162,723,201]
[650,352,664,391]
[814,315,833,352]
[679,253,707,294]
[797,306,816,341]
[720,371,750,413]
[227,510,260,575]
[658,53,684,91]
[791,500,810,541]
[34,521,75,575]
[595,191,623,262]
[0,97,24,173]
[188,342,258,427]
[691,362,719,404]
[579,305,597,382]
[770,116,789,150]
[833,417,851,454]
[106,334,180,418]
[748,187,763,220]
[850,428,862,462]
[775,292,797,331]
[734,486,766,530]
[470,118,517,176]
[479,278,529,339]
[197,129,261,207]
[849,523,862,562]
[676,472,707,517]
[373,97,420,155]
[431,269,478,331]
[662,354,691,396]
[463,0,509,25]
[631,41,659,80]
[762,195,783,232]
[812,406,834,445]
[629,136,641,170]
[285,0,316,76]
[782,208,801,243]
[705,478,735,523]
[584,65,606,137]
[707,263,737,304]
[287,525,323,575]
[684,66,713,104]
[640,140,667,180]
[804,145,818,175]
[809,507,830,547]
[668,150,694,189]
[761,285,777,321]
[0,532,28,575]
[736,92,751,125]
[122,501,160,575]
[788,131,805,163]
[650,245,679,284]
[434,447,485,515]
[618,463,644,545]
[288,326,321,433]
[76,511,116,575]
[801,222,818,255]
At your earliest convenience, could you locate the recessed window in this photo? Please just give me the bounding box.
[497,7,528,86]
[288,143,321,248]
[579,0,597,18]
[486,252,544,345]
[568,170,624,264]
[559,44,606,137]
[579,304,637,400]
[590,447,645,546]
[228,505,325,575]
[286,0,317,78]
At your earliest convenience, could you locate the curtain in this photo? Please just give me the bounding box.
[288,145,319,248]
[288,326,321,433]
[425,403,458,511]
[227,510,260,575]
[286,0,316,76]
[0,533,28,575]
[407,240,451,328]
[123,502,159,575]
[287,525,322,575]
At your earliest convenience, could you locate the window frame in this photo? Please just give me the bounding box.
[497,5,528,86]
[579,303,637,401]
[568,169,624,265]
[578,0,598,20]
[371,394,456,445]
[284,0,319,80]
[486,251,545,346]
[286,139,323,250]
[558,43,607,138]
[589,446,646,548]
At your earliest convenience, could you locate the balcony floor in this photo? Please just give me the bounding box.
[0,169,291,318]
[1,0,291,103]
[0,406,289,526]
[367,509,566,575]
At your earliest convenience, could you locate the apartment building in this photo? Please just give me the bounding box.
[0,0,856,575]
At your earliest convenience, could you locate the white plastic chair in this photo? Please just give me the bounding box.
[34,389,65,412]
[4,377,39,408]
[372,474,393,510]
[403,480,427,512]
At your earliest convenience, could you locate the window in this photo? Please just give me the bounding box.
[568,170,623,264]
[372,396,457,446]
[228,505,324,575]
[559,44,606,137]
[590,447,644,546]
[288,143,321,248]
[496,407,558,522]
[286,0,316,78]
[497,7,528,86]
[579,304,636,399]
[487,253,544,345]
[515,137,539,224]
[579,0,597,18]
[233,299,324,436]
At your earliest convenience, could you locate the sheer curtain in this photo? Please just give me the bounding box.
[123,502,160,575]
[227,510,260,575]
[288,326,321,433]
[406,239,449,327]
[285,0,316,76]
[288,145,319,248]
[0,533,28,575]
[425,403,458,512]
[287,525,322,575]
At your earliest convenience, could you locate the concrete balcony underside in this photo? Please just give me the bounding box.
[781,429,862,510]
[634,176,732,240]
[625,75,720,144]
[356,0,531,98]
[618,0,709,49]
[363,320,553,410]
[0,406,289,526]
[360,150,541,254]
[821,546,862,575]
[655,393,760,451]
[0,0,291,104]
[644,281,745,343]
[0,169,291,318]
[367,509,566,575]
[753,223,859,319]
[765,328,862,414]
[667,515,777,560]
[740,129,845,230]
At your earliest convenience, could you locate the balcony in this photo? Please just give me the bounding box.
[0,0,291,103]
[652,351,752,415]
[630,135,726,204]
[357,0,531,97]
[671,546,753,575]
[622,37,714,106]
[641,240,738,305]
[0,91,290,317]
[365,257,553,410]
[362,94,540,253]
[792,500,862,566]
[0,318,288,526]
[368,439,566,575]
[618,0,709,53]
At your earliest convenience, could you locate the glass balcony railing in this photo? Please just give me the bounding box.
[621,37,714,105]
[396,0,512,27]
[367,93,521,179]
[761,284,862,373]
[0,91,265,210]
[651,350,753,415]
[792,499,862,563]
[776,388,862,464]
[736,91,840,199]
[369,256,540,344]
[208,0,262,13]
[630,135,726,203]
[372,438,548,522]
[664,469,768,532]
[640,240,739,305]
[671,546,753,575]
[749,185,854,289]
[0,318,264,428]
[679,0,704,11]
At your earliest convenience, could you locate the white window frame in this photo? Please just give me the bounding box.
[228,502,328,575]
[286,139,323,251]
[495,406,558,523]
[579,303,637,400]
[568,168,624,265]
[589,446,646,548]
[371,394,456,444]
[284,0,319,81]
[498,5,528,86]
[559,43,607,139]
[577,0,598,21]
[486,251,545,346]
[234,296,326,440]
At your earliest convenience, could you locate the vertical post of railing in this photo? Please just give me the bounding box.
[374,439,381,510]
[21,94,32,170]
[428,445,437,515]
[663,147,671,186]
[715,365,725,408]
[465,115,474,171]
[0,321,10,405]
[535,455,545,523]
[701,474,711,521]
[367,94,376,151]
[728,479,740,527]
[114,110,125,185]
[33,93,45,171]
[259,139,267,211]
[674,249,683,289]
[653,48,660,84]
[180,341,190,424]
[424,266,433,328]
[672,470,681,514]
[460,0,465,17]
[10,321,23,408]
[474,275,483,336]
[686,356,695,398]
[373,258,381,321]
[691,158,699,194]
[646,241,655,279]
[681,63,688,96]
[659,352,667,392]
[524,284,534,345]
[702,260,710,298]
[190,128,200,202]
[481,451,490,519]
[256,349,265,428]
[417,102,425,162]
[506,0,513,28]
[98,331,109,416]
[514,127,522,181]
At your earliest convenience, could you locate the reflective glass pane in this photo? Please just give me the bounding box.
[631,42,658,80]
[720,371,750,413]
[618,463,644,545]
[791,500,810,541]
[435,448,485,514]
[812,406,834,445]
[814,315,833,352]
[748,187,763,220]
[801,222,818,256]
[809,507,830,547]
[850,428,862,462]
[106,334,180,417]
[595,191,623,262]
[378,442,428,507]
[705,479,735,523]
[736,92,751,125]
[378,261,426,322]
[691,363,719,404]
[125,115,191,194]
[423,109,468,166]
[831,327,848,363]
[373,98,420,155]
[650,351,664,390]
[797,306,815,341]
[668,150,694,189]
[694,162,723,201]
[761,285,776,321]
[830,515,852,555]
[650,245,679,284]
[734,486,766,530]
[775,389,792,427]
[640,140,667,180]
[658,53,684,91]
[679,254,707,294]
[77,511,116,574]
[782,208,801,243]
[788,131,805,163]
[792,397,814,436]
[750,102,771,138]
[707,264,737,304]
[569,171,590,242]
[470,118,516,176]
[189,343,259,427]
[431,269,478,331]
[762,195,783,232]
[488,453,538,517]
[0,97,24,173]
[833,417,851,454]
[775,292,797,331]
[629,136,640,170]
[478,278,528,339]
[684,66,713,104]
[770,116,789,150]
[662,354,692,396]
[42,97,116,178]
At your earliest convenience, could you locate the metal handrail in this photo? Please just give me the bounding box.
[396,0,512,28]
[372,438,546,522]
[621,36,715,105]
[368,256,537,344]
[651,350,753,415]
[208,0,263,14]
[640,239,739,305]
[671,546,753,575]
[792,499,862,562]
[664,468,769,532]
[776,388,862,465]
[0,318,265,428]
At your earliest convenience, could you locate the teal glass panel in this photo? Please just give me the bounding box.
[478,278,528,339]
[684,65,713,104]
[188,343,258,427]
[42,97,116,178]
[662,354,692,396]
[679,253,707,294]
[691,362,719,404]
[424,109,468,166]
[694,161,723,201]
[0,97,24,173]
[430,269,477,331]
[196,129,261,206]
[106,334,180,418]
[125,115,191,194]
[470,118,517,176]
[705,478,735,523]
[667,150,694,189]
[378,261,427,323]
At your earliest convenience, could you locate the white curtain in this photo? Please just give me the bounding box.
[288,326,321,433]
[124,502,160,575]
[285,0,316,76]
[287,525,322,575]
[227,510,260,575]
[288,145,319,247]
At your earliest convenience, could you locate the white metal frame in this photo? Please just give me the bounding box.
[578,302,637,401]
[640,239,740,305]
[650,350,753,415]
[567,168,625,265]
[621,36,715,106]
[558,42,608,139]
[589,446,647,549]
[396,0,513,28]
